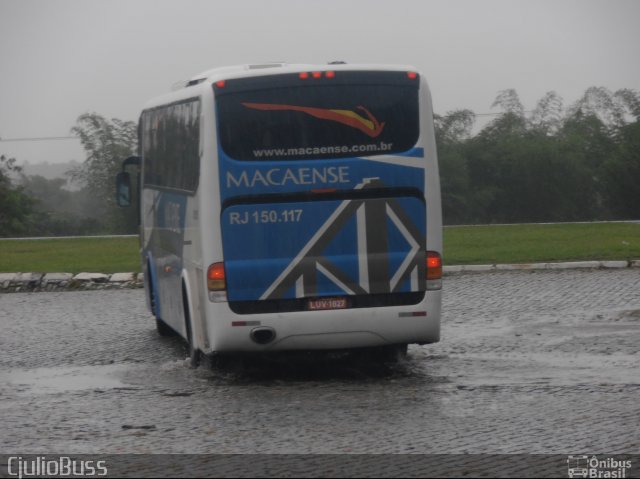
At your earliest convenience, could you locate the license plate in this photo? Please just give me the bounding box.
[307,297,348,311]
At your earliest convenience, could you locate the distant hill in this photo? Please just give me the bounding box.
[19,160,80,180]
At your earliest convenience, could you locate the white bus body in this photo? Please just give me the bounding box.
[122,63,443,360]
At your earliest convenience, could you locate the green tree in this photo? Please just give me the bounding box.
[435,87,639,225]
[460,90,528,223]
[434,109,475,224]
[0,155,36,237]
[20,175,102,236]
[71,113,138,233]
[529,91,564,135]
[568,87,640,133]
[484,88,528,137]
[492,89,525,116]
[434,109,475,145]
[21,175,73,213]
[601,120,640,218]
[465,89,601,222]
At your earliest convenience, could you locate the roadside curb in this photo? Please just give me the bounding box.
[0,272,144,293]
[1,260,638,293]
[444,259,639,274]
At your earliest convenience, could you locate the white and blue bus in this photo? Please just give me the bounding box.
[117,63,443,364]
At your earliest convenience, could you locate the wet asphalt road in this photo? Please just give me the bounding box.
[1,269,639,458]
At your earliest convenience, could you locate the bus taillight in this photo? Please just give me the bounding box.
[426,251,442,290]
[407,71,418,80]
[207,262,226,291]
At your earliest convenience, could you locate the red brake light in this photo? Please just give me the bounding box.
[407,71,418,80]
[215,80,226,88]
[426,251,442,280]
[312,71,322,79]
[299,72,309,79]
[207,262,226,291]
[325,71,335,78]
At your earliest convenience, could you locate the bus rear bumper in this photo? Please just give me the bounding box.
[202,290,441,353]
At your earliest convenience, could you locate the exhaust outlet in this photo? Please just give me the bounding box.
[250,327,276,345]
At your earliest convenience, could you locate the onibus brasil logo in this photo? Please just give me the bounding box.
[567,455,632,478]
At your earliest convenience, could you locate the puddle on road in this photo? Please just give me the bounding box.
[187,349,452,386]
[444,352,640,388]
[1,364,130,394]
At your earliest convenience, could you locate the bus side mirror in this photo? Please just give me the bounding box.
[116,171,132,207]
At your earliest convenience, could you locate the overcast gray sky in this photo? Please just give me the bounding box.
[1,0,639,165]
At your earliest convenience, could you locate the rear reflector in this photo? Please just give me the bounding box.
[232,321,261,327]
[207,262,226,291]
[399,311,427,317]
[310,188,338,194]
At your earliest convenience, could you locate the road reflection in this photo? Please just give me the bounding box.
[189,348,452,386]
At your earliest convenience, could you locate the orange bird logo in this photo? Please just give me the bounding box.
[242,103,386,138]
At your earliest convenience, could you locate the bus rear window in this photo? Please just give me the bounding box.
[215,71,420,161]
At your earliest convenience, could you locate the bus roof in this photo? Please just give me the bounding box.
[143,63,421,111]
[186,63,418,90]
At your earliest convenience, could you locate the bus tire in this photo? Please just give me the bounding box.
[182,284,201,368]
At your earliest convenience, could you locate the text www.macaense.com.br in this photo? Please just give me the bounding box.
[252,142,394,158]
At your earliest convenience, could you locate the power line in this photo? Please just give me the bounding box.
[471,110,535,117]
[474,112,507,117]
[0,135,79,142]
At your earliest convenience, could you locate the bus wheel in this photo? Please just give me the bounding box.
[183,285,201,368]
